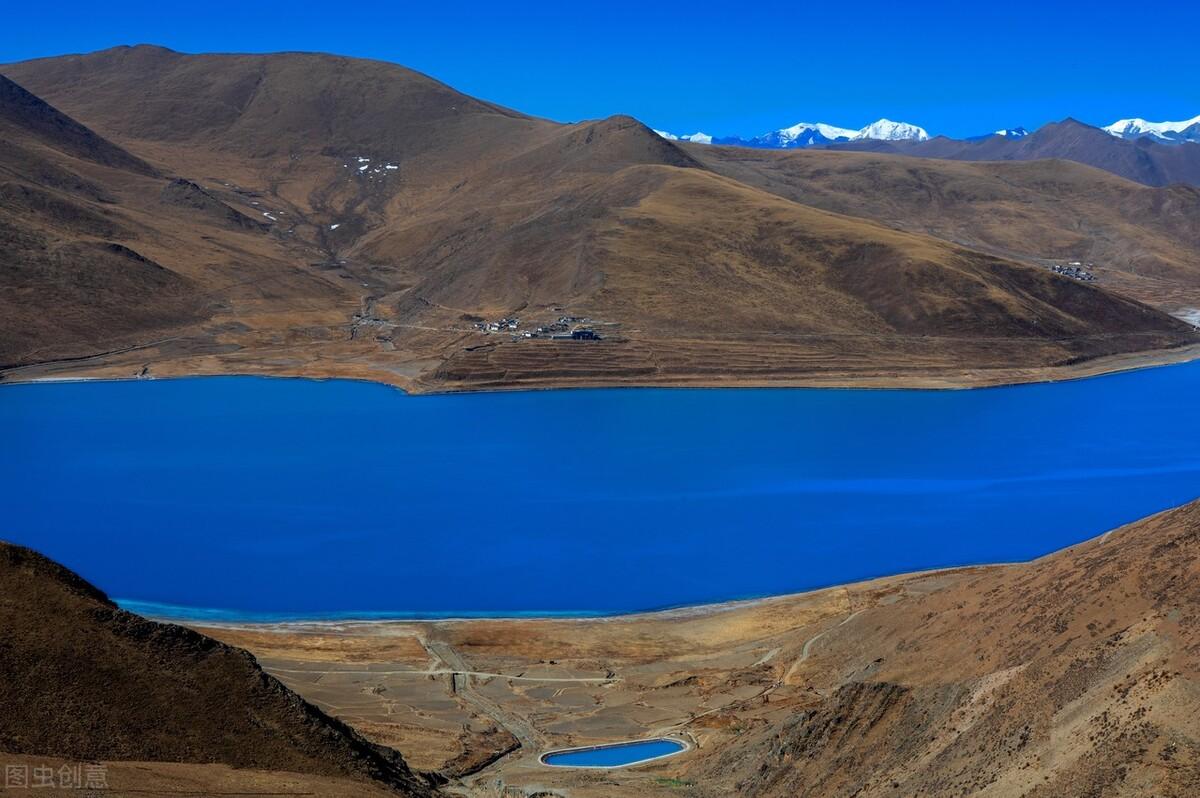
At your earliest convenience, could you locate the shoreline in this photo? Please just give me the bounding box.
[538,737,692,769]
[125,563,1006,631]
[4,339,1200,397]
[128,505,1185,631]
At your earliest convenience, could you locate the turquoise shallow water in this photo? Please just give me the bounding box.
[2,365,1200,619]
[542,739,685,767]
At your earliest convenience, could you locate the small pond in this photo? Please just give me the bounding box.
[541,738,687,768]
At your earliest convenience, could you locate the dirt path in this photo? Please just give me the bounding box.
[1,336,184,376]
[784,608,866,684]
[419,637,547,788]
[650,604,872,738]
[266,665,615,683]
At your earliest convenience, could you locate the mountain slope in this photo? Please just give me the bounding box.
[424,161,1193,389]
[685,498,1200,797]
[0,541,437,795]
[0,73,156,176]
[0,74,216,366]
[3,44,541,160]
[584,166,1179,340]
[691,143,1200,311]
[0,69,352,371]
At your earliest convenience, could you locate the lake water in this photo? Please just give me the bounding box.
[541,739,686,768]
[2,367,1200,620]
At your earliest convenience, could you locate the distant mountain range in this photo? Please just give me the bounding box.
[654,114,1200,188]
[1104,114,1200,144]
[657,112,1200,150]
[652,130,715,144]
[831,119,1200,188]
[656,118,930,148]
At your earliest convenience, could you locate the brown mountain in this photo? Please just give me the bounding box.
[0,541,437,795]
[0,72,155,176]
[831,118,1200,188]
[1,46,1197,391]
[2,44,542,160]
[0,73,214,367]
[0,66,347,371]
[691,144,1200,310]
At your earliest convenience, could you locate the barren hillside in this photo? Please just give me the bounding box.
[680,500,1200,797]
[0,542,437,795]
[2,46,1198,391]
[694,143,1200,311]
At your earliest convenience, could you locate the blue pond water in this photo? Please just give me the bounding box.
[542,739,686,768]
[2,366,1200,619]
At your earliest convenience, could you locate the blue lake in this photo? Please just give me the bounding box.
[542,739,686,768]
[2,366,1200,620]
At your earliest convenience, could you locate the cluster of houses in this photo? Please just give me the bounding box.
[472,315,602,341]
[473,317,521,333]
[1051,262,1096,282]
[533,316,584,335]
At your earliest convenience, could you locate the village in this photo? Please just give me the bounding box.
[473,314,604,341]
[1049,261,1097,282]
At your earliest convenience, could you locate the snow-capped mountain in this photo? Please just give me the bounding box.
[654,118,929,149]
[738,121,860,148]
[1103,115,1200,144]
[855,119,929,142]
[652,130,713,144]
[784,121,860,142]
[964,127,1029,142]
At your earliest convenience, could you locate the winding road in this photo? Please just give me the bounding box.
[420,637,548,784]
[784,609,866,684]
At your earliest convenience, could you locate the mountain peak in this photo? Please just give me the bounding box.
[855,118,929,142]
[779,121,859,142]
[1104,113,1200,144]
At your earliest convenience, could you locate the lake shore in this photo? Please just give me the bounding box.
[132,564,992,630]
[4,334,1200,395]
[189,561,986,781]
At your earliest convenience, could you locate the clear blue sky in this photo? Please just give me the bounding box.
[2,0,1197,139]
